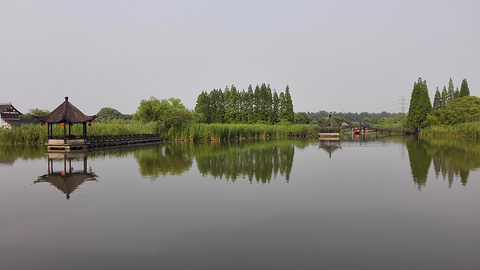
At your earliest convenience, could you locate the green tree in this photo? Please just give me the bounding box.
[447,78,455,103]
[460,78,470,97]
[433,87,442,110]
[454,88,460,99]
[194,91,212,123]
[407,78,432,131]
[135,97,192,133]
[245,85,255,124]
[294,112,312,124]
[280,85,294,122]
[225,85,238,123]
[441,86,448,109]
[210,89,225,123]
[443,96,480,124]
[272,91,279,124]
[21,108,50,122]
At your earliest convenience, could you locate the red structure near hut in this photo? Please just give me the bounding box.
[35,97,97,151]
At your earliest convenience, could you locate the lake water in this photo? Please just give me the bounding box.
[1,136,479,269]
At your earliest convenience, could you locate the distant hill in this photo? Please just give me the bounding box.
[96,107,133,121]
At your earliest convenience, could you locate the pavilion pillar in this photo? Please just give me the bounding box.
[63,123,66,143]
[83,122,87,140]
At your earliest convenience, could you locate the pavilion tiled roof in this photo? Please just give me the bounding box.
[320,117,340,127]
[35,97,97,123]
[360,121,372,128]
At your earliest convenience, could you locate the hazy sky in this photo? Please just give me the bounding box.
[1,0,479,115]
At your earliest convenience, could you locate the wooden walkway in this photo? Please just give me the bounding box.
[352,126,414,135]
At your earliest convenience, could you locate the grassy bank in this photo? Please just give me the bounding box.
[420,122,480,139]
[1,121,318,144]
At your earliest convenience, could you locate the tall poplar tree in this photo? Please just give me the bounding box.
[272,91,279,123]
[447,78,455,103]
[246,85,255,124]
[407,78,432,131]
[460,78,470,97]
[433,87,442,110]
[195,91,212,123]
[280,85,294,122]
[441,86,448,109]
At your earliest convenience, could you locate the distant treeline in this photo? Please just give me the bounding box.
[304,110,406,124]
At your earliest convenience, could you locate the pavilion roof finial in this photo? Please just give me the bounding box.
[65,97,69,101]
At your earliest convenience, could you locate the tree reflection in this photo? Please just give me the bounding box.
[406,136,480,189]
[195,141,294,183]
[133,140,296,183]
[134,142,193,180]
[0,144,46,165]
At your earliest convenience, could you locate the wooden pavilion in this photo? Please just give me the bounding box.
[319,114,341,138]
[35,97,97,151]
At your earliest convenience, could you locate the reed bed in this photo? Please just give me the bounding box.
[1,121,317,144]
[421,122,480,139]
[179,123,315,141]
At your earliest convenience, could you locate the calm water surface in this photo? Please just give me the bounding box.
[1,136,479,269]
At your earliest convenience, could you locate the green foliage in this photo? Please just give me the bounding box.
[294,112,312,124]
[421,122,480,138]
[194,83,293,125]
[447,78,455,103]
[306,111,405,124]
[279,85,294,122]
[433,88,442,110]
[0,125,47,144]
[135,97,192,137]
[0,121,162,144]
[21,108,50,122]
[407,77,432,129]
[443,96,480,125]
[376,115,407,130]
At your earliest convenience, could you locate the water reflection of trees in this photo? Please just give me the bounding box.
[133,140,297,183]
[134,142,193,179]
[406,137,480,189]
[194,141,294,183]
[0,144,46,165]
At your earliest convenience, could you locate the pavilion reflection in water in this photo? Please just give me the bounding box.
[318,138,342,158]
[34,152,97,200]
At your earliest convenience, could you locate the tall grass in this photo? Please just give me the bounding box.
[421,122,480,139]
[0,125,47,144]
[0,120,163,144]
[179,123,315,141]
[1,121,318,144]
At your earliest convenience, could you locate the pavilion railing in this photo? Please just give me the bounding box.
[48,134,162,142]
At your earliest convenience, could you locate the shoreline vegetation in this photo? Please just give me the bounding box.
[2,78,478,144]
[420,122,480,139]
[2,120,479,145]
[0,121,318,144]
